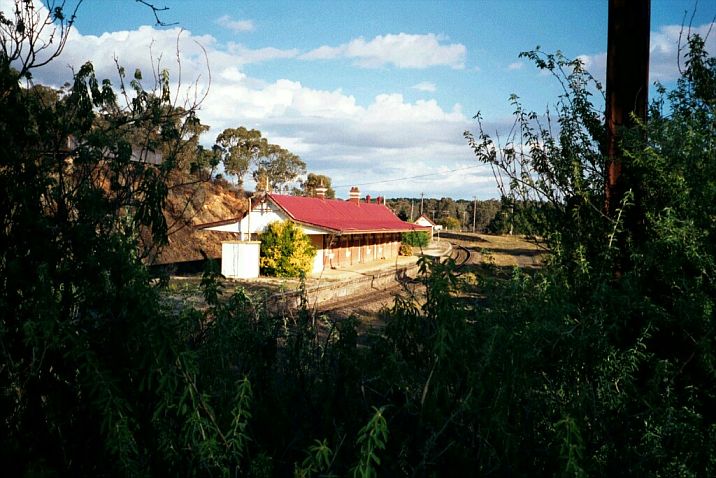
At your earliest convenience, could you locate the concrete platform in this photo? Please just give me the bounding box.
[311,239,451,281]
[262,239,453,311]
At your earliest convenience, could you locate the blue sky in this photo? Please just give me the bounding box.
[14,1,716,199]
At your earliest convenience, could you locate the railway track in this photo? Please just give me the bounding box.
[315,281,418,321]
[448,243,473,272]
[316,242,480,321]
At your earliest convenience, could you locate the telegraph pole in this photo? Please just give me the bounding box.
[420,193,424,216]
[605,0,650,216]
[410,200,414,221]
[472,196,477,233]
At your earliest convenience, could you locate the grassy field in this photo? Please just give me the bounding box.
[440,232,545,268]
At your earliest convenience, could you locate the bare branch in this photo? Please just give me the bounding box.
[134,0,178,27]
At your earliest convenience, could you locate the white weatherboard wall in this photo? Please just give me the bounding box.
[309,235,325,275]
[206,199,329,276]
[204,200,327,237]
[221,241,260,279]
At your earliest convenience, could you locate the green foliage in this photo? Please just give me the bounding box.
[438,216,461,230]
[486,197,549,235]
[216,126,265,184]
[260,220,316,277]
[401,230,429,248]
[4,3,715,476]
[458,35,716,475]
[215,126,306,192]
[350,407,389,478]
[0,49,234,474]
[295,439,334,477]
[387,197,501,230]
[253,143,306,193]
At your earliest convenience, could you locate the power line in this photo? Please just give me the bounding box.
[333,165,481,188]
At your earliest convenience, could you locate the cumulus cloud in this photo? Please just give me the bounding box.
[301,33,466,69]
[576,52,607,81]
[24,19,495,198]
[216,15,254,33]
[412,81,437,92]
[650,22,716,82]
[507,61,524,70]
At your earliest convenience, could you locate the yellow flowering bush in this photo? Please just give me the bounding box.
[260,220,316,277]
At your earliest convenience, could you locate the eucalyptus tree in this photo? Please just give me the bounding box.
[215,126,305,192]
[215,126,266,186]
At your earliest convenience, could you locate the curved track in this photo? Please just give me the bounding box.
[449,243,473,272]
[317,242,477,321]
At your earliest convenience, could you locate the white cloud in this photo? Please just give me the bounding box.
[412,81,437,92]
[227,42,299,62]
[507,61,523,71]
[650,22,716,82]
[576,22,716,84]
[301,33,466,69]
[26,22,495,198]
[300,45,338,60]
[216,15,254,33]
[576,52,606,80]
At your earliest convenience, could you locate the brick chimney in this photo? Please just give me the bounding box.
[349,186,360,204]
[315,185,327,199]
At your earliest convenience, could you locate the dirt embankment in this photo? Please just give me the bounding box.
[154,179,247,264]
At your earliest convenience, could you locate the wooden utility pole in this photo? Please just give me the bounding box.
[605,0,651,215]
[472,196,477,233]
[420,192,425,216]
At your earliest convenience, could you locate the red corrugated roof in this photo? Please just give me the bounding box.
[268,194,431,234]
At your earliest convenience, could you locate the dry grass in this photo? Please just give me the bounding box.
[473,234,544,268]
[441,232,545,268]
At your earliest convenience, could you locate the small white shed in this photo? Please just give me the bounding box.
[221,241,261,279]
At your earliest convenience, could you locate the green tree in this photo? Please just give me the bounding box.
[438,216,461,230]
[216,126,266,186]
[215,127,306,192]
[436,197,455,219]
[469,198,501,232]
[253,143,306,193]
[260,220,316,277]
[0,2,245,474]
